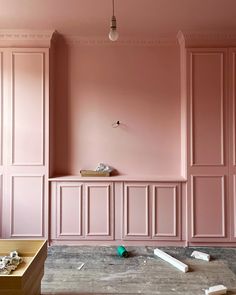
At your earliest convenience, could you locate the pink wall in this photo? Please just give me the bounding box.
[53,42,181,176]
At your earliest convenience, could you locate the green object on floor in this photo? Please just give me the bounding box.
[117,246,128,257]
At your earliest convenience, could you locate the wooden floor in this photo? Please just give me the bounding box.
[41,246,236,295]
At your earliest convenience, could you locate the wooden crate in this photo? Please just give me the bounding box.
[80,170,110,177]
[0,239,47,295]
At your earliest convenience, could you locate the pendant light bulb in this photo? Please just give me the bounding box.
[109,0,118,41]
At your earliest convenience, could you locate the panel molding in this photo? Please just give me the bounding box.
[152,184,178,237]
[57,183,83,237]
[191,175,226,238]
[85,183,112,236]
[123,184,150,238]
[11,51,45,166]
[10,175,44,237]
[189,51,225,167]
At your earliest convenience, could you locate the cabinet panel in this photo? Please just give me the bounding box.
[191,175,226,239]
[189,50,226,166]
[10,175,44,237]
[123,183,150,239]
[56,182,83,239]
[11,51,45,166]
[152,184,180,240]
[85,182,114,239]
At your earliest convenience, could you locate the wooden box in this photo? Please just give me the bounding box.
[80,170,110,177]
[0,239,47,295]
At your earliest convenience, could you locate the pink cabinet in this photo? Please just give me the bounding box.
[185,48,229,242]
[52,181,114,241]
[122,182,182,241]
[0,32,53,239]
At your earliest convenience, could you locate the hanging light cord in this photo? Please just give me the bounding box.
[112,0,115,16]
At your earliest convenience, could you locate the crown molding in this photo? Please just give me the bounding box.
[177,30,236,48]
[0,30,55,47]
[64,35,178,47]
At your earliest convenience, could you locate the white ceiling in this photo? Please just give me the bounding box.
[0,0,236,39]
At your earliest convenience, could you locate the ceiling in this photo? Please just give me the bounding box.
[0,0,236,39]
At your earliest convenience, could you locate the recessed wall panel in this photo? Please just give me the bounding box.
[11,52,44,165]
[153,185,177,237]
[191,176,225,238]
[190,52,225,166]
[10,175,44,237]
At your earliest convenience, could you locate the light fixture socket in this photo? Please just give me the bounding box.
[110,15,117,29]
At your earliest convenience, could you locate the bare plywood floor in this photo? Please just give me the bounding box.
[41,246,236,295]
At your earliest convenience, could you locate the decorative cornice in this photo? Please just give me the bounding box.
[177,30,236,48]
[0,30,55,47]
[64,35,178,47]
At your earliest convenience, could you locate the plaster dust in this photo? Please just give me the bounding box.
[41,246,236,295]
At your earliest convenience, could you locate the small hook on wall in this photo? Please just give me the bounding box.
[112,120,120,128]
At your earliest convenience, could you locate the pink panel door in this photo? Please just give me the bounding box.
[191,176,226,239]
[187,48,229,242]
[0,52,2,237]
[189,50,226,166]
[2,48,49,239]
[152,183,180,240]
[85,182,114,240]
[56,182,83,239]
[123,183,150,239]
[10,176,44,237]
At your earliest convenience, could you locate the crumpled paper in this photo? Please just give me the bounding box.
[0,251,23,275]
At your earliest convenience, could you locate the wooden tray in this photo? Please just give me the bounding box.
[0,239,47,295]
[80,170,110,177]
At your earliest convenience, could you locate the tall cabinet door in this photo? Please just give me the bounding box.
[2,48,49,239]
[187,48,229,242]
[229,48,236,241]
[0,50,3,237]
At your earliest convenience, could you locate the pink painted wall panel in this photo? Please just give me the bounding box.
[124,184,150,237]
[190,51,225,166]
[58,184,82,236]
[11,176,43,237]
[191,176,225,238]
[54,44,181,176]
[153,185,177,237]
[85,183,112,236]
[12,52,44,165]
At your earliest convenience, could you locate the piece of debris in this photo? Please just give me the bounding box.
[191,251,210,262]
[205,284,227,295]
[0,251,23,275]
[77,262,85,270]
[117,246,129,258]
[154,248,189,273]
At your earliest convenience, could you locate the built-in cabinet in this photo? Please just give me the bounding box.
[50,180,182,243]
[178,32,236,244]
[0,31,54,239]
